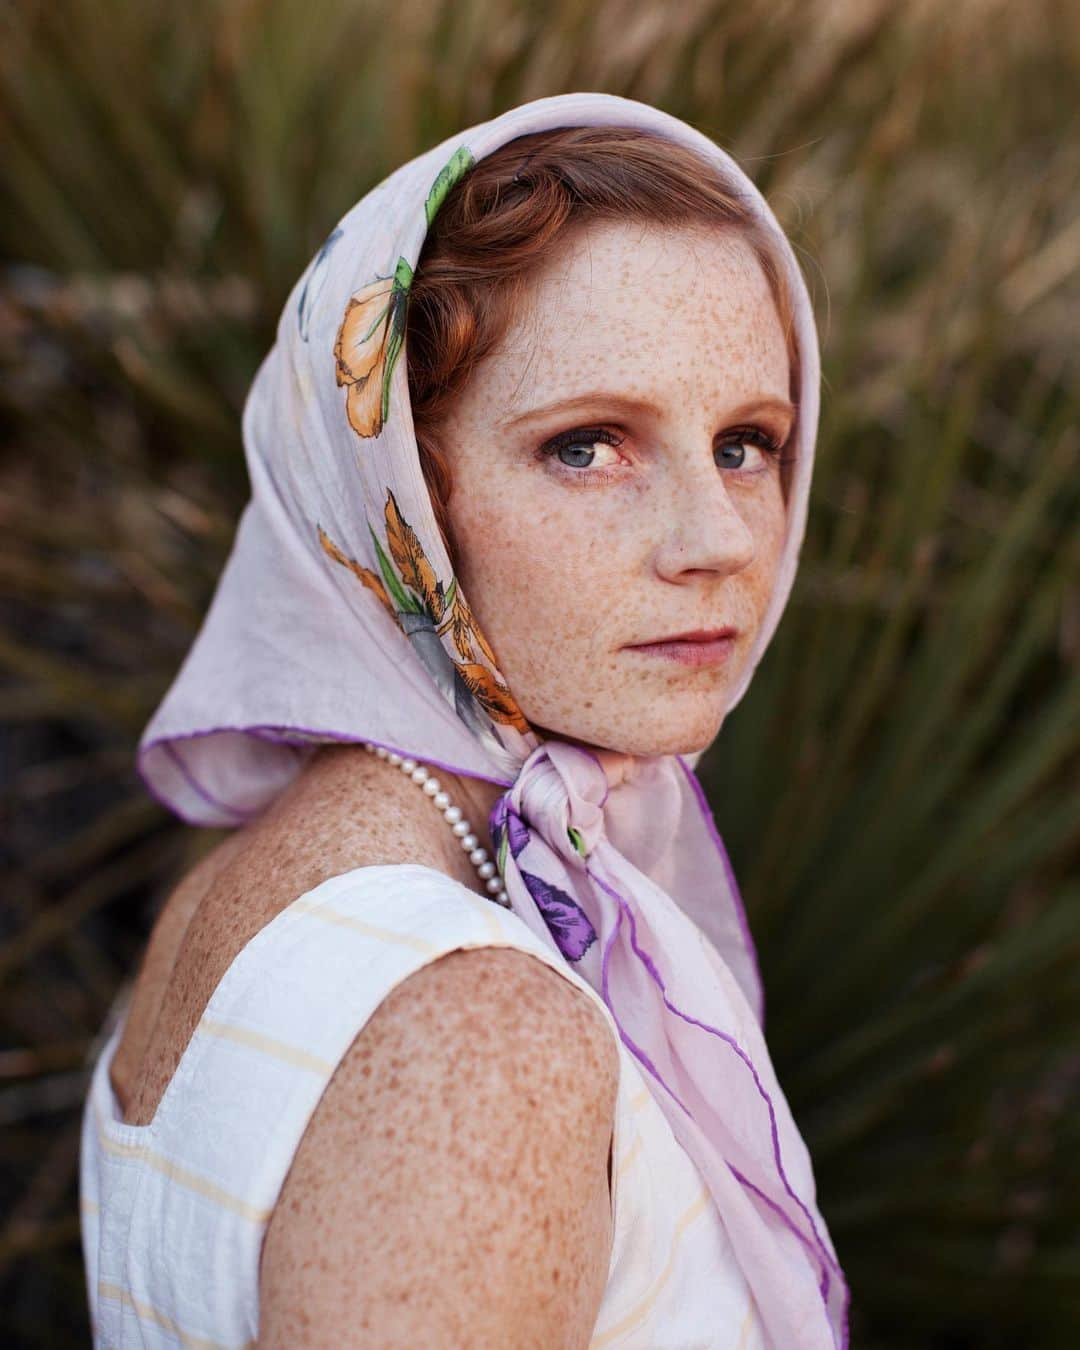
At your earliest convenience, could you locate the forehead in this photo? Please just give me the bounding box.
[480,220,790,411]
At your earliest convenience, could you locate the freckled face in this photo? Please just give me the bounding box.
[438,221,793,757]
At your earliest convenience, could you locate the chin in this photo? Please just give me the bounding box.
[626,727,723,759]
[536,707,725,760]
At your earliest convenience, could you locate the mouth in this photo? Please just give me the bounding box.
[625,627,739,669]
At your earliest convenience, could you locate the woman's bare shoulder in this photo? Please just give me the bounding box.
[113,745,462,1124]
[258,942,620,1350]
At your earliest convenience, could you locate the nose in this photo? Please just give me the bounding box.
[652,456,758,581]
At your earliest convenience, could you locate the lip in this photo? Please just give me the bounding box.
[626,627,738,668]
[637,628,738,644]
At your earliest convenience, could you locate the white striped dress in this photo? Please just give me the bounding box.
[79,863,766,1348]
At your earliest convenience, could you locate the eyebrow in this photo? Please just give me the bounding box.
[498,391,797,429]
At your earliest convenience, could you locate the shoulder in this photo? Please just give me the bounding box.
[258,942,620,1348]
[180,745,474,997]
[108,827,250,1103]
[326,940,621,1127]
[220,741,477,906]
[114,745,460,1122]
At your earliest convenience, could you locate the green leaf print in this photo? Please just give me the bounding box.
[367,522,420,614]
[424,145,475,228]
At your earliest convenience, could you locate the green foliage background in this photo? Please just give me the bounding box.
[1,1,1077,1345]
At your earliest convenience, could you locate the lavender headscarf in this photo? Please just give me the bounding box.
[136,92,848,1348]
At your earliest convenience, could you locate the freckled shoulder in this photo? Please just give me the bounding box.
[113,745,482,1126]
[258,944,621,1350]
[108,827,250,1106]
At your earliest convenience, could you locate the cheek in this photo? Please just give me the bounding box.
[452,496,619,666]
[744,483,787,605]
[756,483,783,556]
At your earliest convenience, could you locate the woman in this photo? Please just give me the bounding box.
[79,92,849,1348]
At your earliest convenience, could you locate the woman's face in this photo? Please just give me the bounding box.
[440,221,793,758]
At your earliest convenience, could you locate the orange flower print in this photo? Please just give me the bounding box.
[455,662,531,733]
[316,490,530,739]
[439,585,498,668]
[333,257,412,439]
[384,489,444,622]
[316,524,395,620]
[332,144,474,438]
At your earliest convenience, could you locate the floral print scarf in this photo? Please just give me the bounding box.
[137,92,848,1349]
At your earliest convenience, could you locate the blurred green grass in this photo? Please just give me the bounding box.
[1,0,1077,1344]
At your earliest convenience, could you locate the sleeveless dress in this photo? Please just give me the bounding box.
[79,863,766,1348]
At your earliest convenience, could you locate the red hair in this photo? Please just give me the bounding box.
[405,125,800,567]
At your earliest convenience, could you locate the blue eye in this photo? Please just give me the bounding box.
[715,426,786,471]
[541,427,624,470]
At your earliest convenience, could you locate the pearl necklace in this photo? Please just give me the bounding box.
[363,742,510,907]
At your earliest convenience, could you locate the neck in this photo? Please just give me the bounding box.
[534,728,638,790]
[306,741,506,861]
[586,747,638,789]
[305,735,637,859]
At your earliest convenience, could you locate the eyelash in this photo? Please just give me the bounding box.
[538,424,790,485]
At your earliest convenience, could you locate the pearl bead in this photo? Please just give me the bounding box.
[362,744,508,911]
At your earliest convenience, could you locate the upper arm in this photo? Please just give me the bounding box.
[258,944,621,1350]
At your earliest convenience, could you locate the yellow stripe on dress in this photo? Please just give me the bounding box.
[588,1187,712,1347]
[453,887,521,944]
[198,1018,336,1076]
[617,1131,643,1176]
[93,1098,273,1224]
[97,1280,256,1349]
[290,895,443,953]
[628,1084,651,1114]
[734,1293,760,1349]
